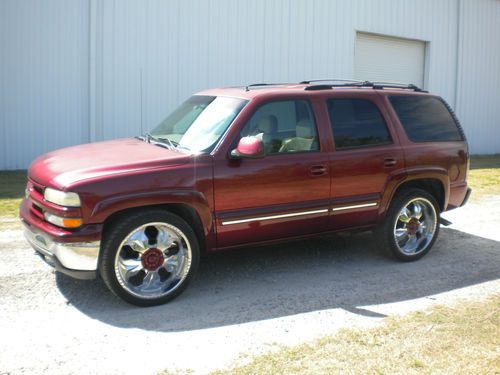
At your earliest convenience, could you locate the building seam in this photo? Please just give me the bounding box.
[454,0,463,112]
[89,0,96,142]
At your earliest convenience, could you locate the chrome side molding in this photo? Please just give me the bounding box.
[221,208,329,226]
[331,202,378,212]
[221,202,379,226]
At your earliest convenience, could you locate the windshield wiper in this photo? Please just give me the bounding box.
[139,133,191,153]
[143,133,176,151]
[136,132,153,143]
[155,136,176,149]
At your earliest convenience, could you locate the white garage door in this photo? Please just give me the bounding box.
[354,32,426,87]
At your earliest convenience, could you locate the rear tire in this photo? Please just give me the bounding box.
[377,188,440,262]
[99,209,200,307]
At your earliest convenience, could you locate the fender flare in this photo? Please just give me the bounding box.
[379,167,450,218]
[88,189,214,249]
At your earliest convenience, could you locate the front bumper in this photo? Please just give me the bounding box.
[22,222,100,280]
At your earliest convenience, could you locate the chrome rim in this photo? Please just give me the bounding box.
[114,222,192,299]
[393,197,437,255]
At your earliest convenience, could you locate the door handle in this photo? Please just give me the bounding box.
[384,158,398,167]
[309,165,327,176]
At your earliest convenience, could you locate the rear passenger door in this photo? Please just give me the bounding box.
[325,94,404,230]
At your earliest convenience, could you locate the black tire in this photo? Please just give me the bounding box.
[99,209,200,307]
[376,188,440,262]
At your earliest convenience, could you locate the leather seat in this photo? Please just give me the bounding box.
[279,119,316,153]
[255,115,281,154]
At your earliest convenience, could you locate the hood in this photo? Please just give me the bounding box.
[29,138,192,189]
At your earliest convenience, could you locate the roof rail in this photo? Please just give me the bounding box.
[245,83,293,91]
[370,81,427,92]
[304,81,370,91]
[299,78,364,84]
[303,80,427,92]
[243,80,427,92]
[304,84,338,91]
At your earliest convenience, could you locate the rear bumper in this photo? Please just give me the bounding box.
[20,199,101,279]
[460,187,472,207]
[446,183,471,211]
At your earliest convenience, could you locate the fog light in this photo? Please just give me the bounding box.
[44,212,83,228]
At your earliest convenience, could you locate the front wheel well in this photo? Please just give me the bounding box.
[101,203,206,253]
[391,179,445,211]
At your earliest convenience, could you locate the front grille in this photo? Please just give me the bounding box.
[33,185,43,195]
[28,179,46,219]
[32,203,43,214]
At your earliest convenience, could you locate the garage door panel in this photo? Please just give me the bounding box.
[354,32,426,87]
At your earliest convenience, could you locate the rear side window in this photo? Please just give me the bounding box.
[327,99,392,150]
[389,95,463,142]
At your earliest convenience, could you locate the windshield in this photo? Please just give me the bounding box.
[149,95,247,152]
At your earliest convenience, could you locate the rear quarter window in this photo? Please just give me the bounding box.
[389,95,464,142]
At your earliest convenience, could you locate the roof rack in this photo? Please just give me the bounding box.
[243,80,427,93]
[370,81,426,92]
[303,80,427,92]
[245,83,293,91]
[245,78,365,91]
[299,78,364,84]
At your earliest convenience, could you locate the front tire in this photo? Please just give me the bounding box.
[99,209,200,307]
[377,188,440,262]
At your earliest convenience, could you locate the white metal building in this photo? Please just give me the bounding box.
[1,0,499,169]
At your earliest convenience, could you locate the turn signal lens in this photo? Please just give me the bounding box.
[44,212,83,228]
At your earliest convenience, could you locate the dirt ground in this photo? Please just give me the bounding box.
[0,200,499,374]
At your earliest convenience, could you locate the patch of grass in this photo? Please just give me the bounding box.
[210,296,500,375]
[470,154,500,170]
[0,171,26,229]
[468,154,500,200]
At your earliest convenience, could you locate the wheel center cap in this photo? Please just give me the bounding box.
[141,248,164,271]
[406,219,420,235]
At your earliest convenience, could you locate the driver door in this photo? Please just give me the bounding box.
[213,99,330,248]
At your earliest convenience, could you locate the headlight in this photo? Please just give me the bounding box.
[44,188,81,207]
[44,212,83,228]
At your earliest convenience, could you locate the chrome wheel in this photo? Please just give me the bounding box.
[393,198,437,255]
[114,222,192,299]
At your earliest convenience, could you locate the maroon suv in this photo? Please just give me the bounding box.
[20,80,471,306]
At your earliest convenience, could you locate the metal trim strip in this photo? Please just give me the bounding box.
[221,208,329,226]
[331,202,378,212]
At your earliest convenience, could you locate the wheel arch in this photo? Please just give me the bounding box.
[393,178,445,210]
[101,203,209,254]
[379,172,449,222]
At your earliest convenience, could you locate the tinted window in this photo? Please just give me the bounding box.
[389,95,463,142]
[240,100,319,154]
[327,99,392,149]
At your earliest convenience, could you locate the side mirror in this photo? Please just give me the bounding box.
[231,136,265,159]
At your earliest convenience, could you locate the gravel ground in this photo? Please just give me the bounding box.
[0,200,499,375]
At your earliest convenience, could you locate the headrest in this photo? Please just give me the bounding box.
[257,115,278,134]
[296,119,313,138]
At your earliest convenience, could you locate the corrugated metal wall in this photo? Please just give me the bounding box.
[1,0,90,169]
[455,0,500,154]
[1,0,499,169]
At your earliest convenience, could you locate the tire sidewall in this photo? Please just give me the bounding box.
[99,209,200,307]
